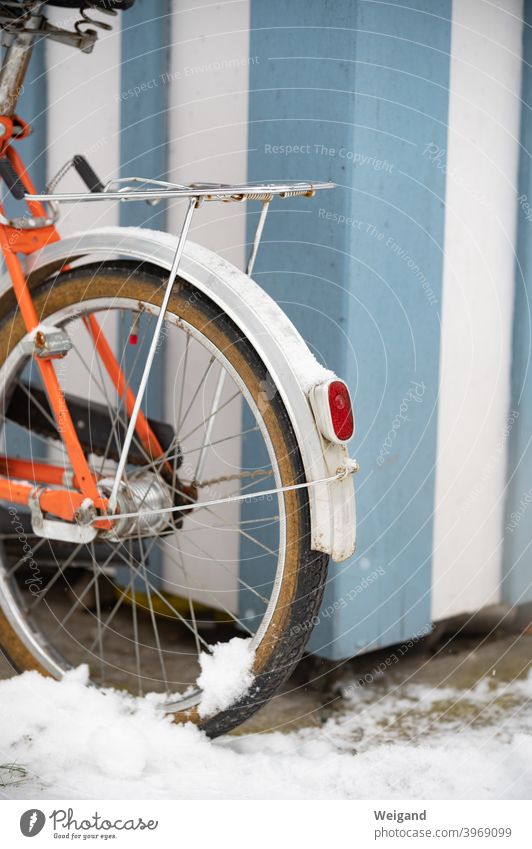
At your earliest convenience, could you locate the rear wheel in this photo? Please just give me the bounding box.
[0,261,328,736]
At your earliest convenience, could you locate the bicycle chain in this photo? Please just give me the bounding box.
[196,469,272,489]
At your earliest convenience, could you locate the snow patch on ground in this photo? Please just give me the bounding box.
[197,637,255,718]
[1,668,531,799]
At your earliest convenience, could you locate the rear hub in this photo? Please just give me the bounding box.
[97,474,176,541]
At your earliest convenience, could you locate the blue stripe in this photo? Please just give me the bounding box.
[118,0,171,408]
[243,0,452,658]
[503,0,532,607]
[119,0,170,232]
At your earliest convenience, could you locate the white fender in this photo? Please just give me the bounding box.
[19,226,355,561]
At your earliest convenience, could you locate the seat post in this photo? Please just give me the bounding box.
[0,8,44,117]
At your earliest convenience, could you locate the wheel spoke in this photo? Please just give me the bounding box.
[86,537,160,654]
[128,539,143,696]
[50,542,124,637]
[95,535,211,652]
[173,545,201,659]
[137,535,169,693]
[14,378,61,439]
[28,542,85,610]
[194,365,226,482]
[199,502,279,558]
[179,389,241,444]
[6,537,47,578]
[74,341,127,473]
[185,533,269,605]
[90,541,105,685]
[177,354,215,436]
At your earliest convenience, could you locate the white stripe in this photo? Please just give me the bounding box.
[164,0,251,610]
[45,6,122,235]
[167,0,251,270]
[432,0,524,619]
[44,9,122,439]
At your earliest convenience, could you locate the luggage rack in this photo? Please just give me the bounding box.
[26,177,335,275]
[27,176,334,204]
[24,177,335,510]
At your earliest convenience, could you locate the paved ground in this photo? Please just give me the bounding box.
[236,629,532,736]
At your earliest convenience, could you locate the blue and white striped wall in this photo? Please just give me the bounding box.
[17,0,532,659]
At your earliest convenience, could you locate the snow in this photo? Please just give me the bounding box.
[1,666,531,799]
[197,637,255,718]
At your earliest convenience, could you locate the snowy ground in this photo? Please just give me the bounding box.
[1,634,531,799]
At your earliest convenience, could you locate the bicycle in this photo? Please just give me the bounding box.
[0,0,357,736]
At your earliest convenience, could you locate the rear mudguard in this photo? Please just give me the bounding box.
[16,227,356,561]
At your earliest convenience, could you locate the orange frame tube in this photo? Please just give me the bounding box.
[0,476,89,523]
[0,456,86,490]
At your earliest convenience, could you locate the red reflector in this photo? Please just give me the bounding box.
[328,380,354,441]
[129,333,138,346]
